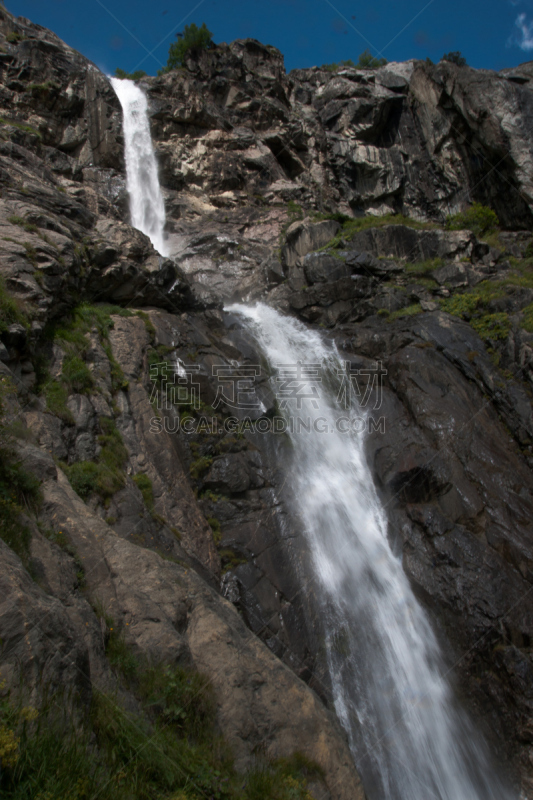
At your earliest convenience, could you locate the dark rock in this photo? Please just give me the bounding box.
[304,252,351,284]
[204,454,251,493]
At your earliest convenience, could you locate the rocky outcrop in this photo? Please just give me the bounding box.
[1,3,533,798]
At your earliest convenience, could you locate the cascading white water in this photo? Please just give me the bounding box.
[110,78,168,256]
[233,302,514,800]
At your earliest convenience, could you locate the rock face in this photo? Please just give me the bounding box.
[1,4,533,799]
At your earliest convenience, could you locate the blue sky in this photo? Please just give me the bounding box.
[6,0,533,75]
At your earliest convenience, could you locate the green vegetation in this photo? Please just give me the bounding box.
[441,51,467,67]
[0,275,29,334]
[62,417,128,503]
[136,309,156,339]
[434,258,533,345]
[61,353,95,393]
[322,59,356,72]
[190,455,213,480]
[0,378,41,564]
[0,117,41,138]
[388,303,423,322]
[322,49,387,72]
[207,516,221,544]
[6,31,24,43]
[7,215,38,233]
[26,81,59,96]
[317,213,437,252]
[39,303,132,418]
[220,548,247,574]
[133,473,154,511]
[356,49,387,68]
[522,302,533,333]
[438,281,511,342]
[405,257,444,275]
[114,68,147,81]
[158,23,213,74]
[147,344,176,388]
[43,380,74,424]
[137,661,216,740]
[445,203,499,237]
[0,643,321,800]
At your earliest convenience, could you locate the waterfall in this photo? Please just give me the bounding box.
[110,78,168,257]
[232,302,514,800]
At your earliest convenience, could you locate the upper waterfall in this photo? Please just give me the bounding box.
[233,303,515,800]
[110,78,168,257]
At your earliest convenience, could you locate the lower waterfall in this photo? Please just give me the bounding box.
[232,302,514,800]
[110,78,168,256]
[109,66,514,797]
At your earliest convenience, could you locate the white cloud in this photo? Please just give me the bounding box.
[514,12,533,49]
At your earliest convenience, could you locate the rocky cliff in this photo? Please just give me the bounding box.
[1,5,533,799]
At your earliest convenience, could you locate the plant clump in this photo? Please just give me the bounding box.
[445,203,499,237]
[0,378,41,563]
[158,23,213,74]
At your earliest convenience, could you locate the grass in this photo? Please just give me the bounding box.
[7,215,38,234]
[137,662,216,740]
[0,378,41,564]
[133,473,154,511]
[207,516,222,544]
[61,354,95,393]
[42,380,74,424]
[316,213,438,252]
[190,456,213,480]
[6,31,25,43]
[0,276,30,334]
[26,81,59,94]
[388,303,423,322]
[470,313,511,342]
[39,303,134,414]
[445,203,499,237]
[220,548,247,574]
[0,632,325,800]
[405,257,444,275]
[437,279,518,342]
[62,417,128,504]
[0,683,322,800]
[521,302,533,333]
[0,117,41,138]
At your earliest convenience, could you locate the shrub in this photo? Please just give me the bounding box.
[356,49,387,68]
[106,625,139,681]
[61,354,95,394]
[6,31,24,43]
[158,22,213,74]
[442,51,467,66]
[133,473,154,510]
[521,302,533,333]
[388,303,423,322]
[62,418,128,503]
[190,455,213,479]
[470,312,511,342]
[114,68,147,81]
[0,276,29,333]
[138,662,216,740]
[321,59,356,72]
[40,302,132,405]
[445,203,499,237]
[0,672,323,800]
[207,516,221,544]
[0,378,41,563]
